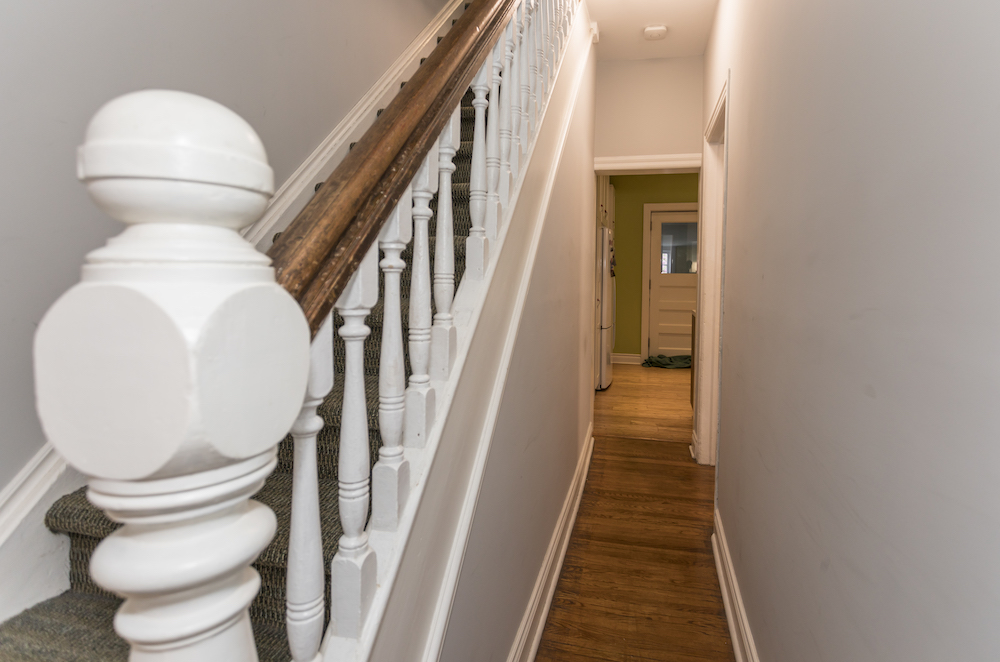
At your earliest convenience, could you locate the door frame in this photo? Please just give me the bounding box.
[641,202,699,361]
[692,78,729,467]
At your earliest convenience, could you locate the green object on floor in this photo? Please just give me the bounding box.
[643,354,692,369]
[0,90,478,662]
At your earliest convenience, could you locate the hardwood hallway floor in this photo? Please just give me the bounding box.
[535,365,734,662]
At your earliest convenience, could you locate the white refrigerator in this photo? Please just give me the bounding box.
[596,227,615,390]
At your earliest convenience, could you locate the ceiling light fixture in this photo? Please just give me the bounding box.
[643,25,668,41]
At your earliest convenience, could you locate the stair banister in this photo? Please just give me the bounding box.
[431,106,461,380]
[268,0,518,335]
[468,56,491,279]
[287,311,334,662]
[34,89,311,662]
[331,243,380,637]
[372,187,414,531]
[484,36,503,241]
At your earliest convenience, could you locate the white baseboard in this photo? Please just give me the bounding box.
[0,443,86,623]
[611,353,642,365]
[593,153,703,175]
[713,509,760,662]
[506,427,594,662]
[242,0,468,251]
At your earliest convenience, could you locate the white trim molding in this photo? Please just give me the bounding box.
[692,77,729,467]
[0,443,86,623]
[611,353,642,365]
[713,509,760,662]
[506,428,593,662]
[593,153,703,175]
[242,0,469,251]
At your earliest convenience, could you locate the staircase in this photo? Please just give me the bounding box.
[0,0,575,662]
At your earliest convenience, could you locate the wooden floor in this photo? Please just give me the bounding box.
[535,365,734,662]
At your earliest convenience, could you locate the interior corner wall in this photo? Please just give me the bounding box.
[0,0,448,493]
[708,0,1000,660]
[609,174,699,355]
[438,33,597,662]
[594,56,704,158]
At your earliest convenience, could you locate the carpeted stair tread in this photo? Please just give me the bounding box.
[0,592,127,662]
[0,591,292,662]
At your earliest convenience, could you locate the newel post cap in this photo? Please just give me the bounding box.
[78,90,274,195]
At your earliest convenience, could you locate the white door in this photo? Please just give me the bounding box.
[648,211,698,357]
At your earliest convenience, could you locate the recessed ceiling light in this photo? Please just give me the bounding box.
[643,25,668,41]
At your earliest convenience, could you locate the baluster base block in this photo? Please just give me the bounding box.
[430,324,457,381]
[329,547,377,639]
[485,200,503,240]
[371,459,410,531]
[404,386,436,448]
[465,236,490,281]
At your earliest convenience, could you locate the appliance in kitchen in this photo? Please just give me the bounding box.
[596,226,615,390]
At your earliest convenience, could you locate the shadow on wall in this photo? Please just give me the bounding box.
[610,173,698,355]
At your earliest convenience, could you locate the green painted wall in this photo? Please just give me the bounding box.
[610,173,699,355]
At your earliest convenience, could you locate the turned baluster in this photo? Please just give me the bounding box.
[468,62,491,279]
[372,188,413,531]
[536,0,547,107]
[540,0,551,98]
[331,243,379,638]
[405,145,439,448]
[431,106,460,380]
[287,312,334,662]
[525,1,538,138]
[35,90,310,662]
[486,32,511,238]
[511,4,525,172]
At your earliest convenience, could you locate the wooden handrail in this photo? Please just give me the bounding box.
[268,0,517,335]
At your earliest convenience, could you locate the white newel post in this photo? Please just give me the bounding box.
[287,312,333,662]
[372,187,413,531]
[331,243,379,638]
[34,90,310,662]
[405,144,439,448]
[468,62,491,280]
[431,106,460,380]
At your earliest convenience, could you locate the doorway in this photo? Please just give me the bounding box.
[641,203,699,360]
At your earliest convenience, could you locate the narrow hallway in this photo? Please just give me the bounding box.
[535,365,734,661]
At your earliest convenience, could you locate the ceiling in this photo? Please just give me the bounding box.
[586,0,719,61]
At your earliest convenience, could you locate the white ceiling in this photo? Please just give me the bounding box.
[587,0,719,61]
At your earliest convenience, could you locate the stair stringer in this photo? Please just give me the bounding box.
[317,11,595,662]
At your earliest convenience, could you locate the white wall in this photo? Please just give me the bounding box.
[0,0,448,492]
[594,56,703,157]
[438,20,597,662]
[708,0,1000,659]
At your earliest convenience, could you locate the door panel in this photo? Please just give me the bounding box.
[649,211,697,357]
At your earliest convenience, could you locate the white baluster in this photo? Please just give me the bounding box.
[331,243,379,638]
[541,0,552,98]
[36,90,310,662]
[405,145,439,448]
[372,187,412,531]
[431,106,461,380]
[525,1,538,138]
[468,62,491,280]
[512,5,525,171]
[287,311,333,662]
[536,0,546,108]
[517,0,531,152]
[497,20,514,217]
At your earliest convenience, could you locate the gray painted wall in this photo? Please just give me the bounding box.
[438,27,597,662]
[707,0,1000,659]
[0,0,447,491]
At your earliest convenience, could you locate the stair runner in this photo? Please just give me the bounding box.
[0,90,478,662]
